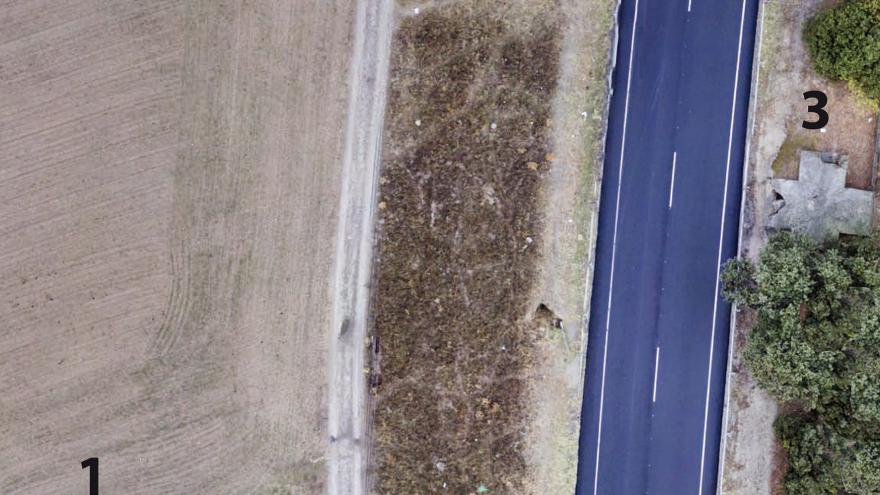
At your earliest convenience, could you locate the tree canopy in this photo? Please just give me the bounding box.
[804,0,880,101]
[722,232,880,494]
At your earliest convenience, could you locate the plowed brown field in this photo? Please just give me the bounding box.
[0,1,355,493]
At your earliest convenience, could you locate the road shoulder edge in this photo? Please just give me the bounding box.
[716,1,765,493]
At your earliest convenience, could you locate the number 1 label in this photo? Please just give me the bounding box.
[81,457,98,495]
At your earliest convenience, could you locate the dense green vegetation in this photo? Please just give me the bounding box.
[804,0,880,102]
[722,232,880,494]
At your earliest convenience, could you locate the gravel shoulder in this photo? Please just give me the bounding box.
[524,0,615,491]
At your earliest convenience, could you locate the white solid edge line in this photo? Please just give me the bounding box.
[593,1,640,494]
[697,1,748,495]
[668,151,678,209]
[718,3,765,493]
[653,347,661,403]
[688,0,693,13]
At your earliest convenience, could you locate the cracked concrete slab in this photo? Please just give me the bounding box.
[767,150,872,241]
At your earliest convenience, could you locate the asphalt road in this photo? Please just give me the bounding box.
[575,0,759,494]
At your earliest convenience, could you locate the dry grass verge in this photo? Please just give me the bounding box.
[370,1,563,492]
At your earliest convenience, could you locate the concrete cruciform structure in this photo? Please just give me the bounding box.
[767,150,873,241]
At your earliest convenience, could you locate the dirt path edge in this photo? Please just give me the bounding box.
[524,0,618,490]
[327,0,394,493]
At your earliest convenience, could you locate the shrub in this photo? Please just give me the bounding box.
[723,232,880,493]
[804,0,880,101]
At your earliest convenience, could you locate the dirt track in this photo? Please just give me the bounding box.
[0,1,355,493]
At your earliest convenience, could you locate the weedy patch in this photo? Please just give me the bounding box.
[370,0,563,492]
[770,132,817,178]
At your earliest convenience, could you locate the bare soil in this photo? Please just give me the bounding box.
[721,0,878,493]
[0,1,356,493]
[523,0,616,491]
[758,0,876,189]
[368,0,614,493]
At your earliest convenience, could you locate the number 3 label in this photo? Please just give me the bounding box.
[802,90,829,130]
